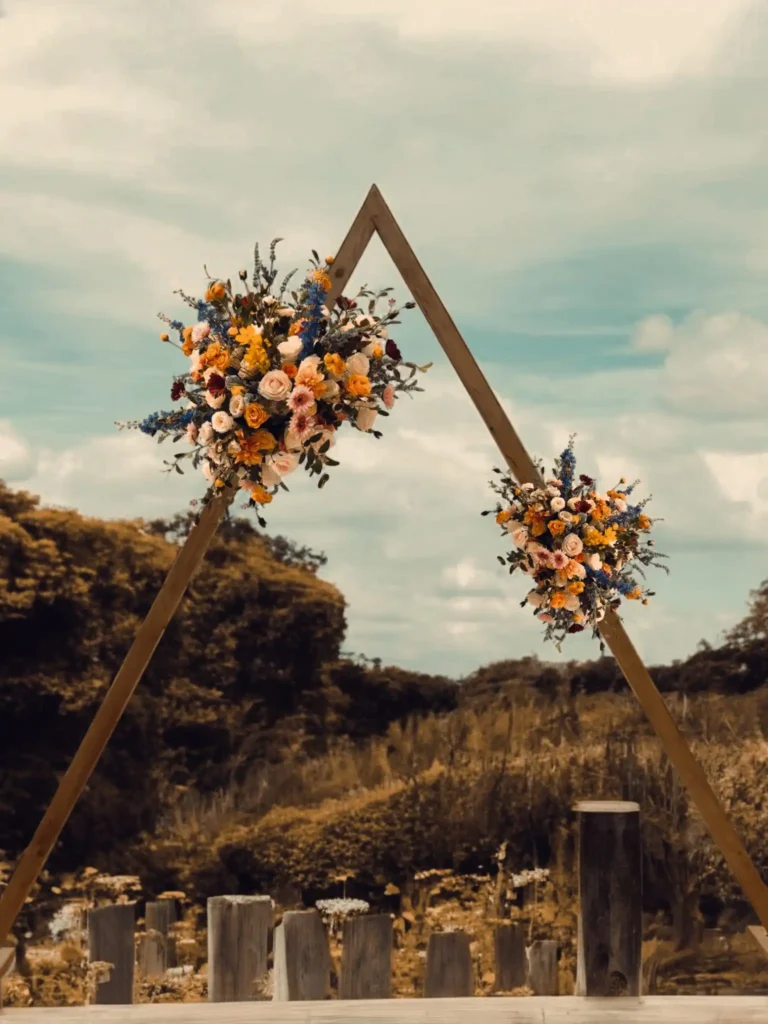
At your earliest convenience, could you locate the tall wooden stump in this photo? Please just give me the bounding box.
[207,895,272,1002]
[575,800,642,997]
[87,903,136,1005]
[494,923,526,991]
[273,910,331,1001]
[424,931,474,998]
[139,899,177,978]
[527,939,559,995]
[340,914,393,1000]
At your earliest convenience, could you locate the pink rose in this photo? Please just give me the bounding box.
[537,612,554,623]
[382,383,395,409]
[258,369,292,402]
[510,526,529,549]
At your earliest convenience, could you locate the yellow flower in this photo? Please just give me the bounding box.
[550,591,568,609]
[370,343,384,359]
[236,325,262,348]
[637,514,651,530]
[573,613,584,623]
[325,255,335,265]
[181,337,194,356]
[567,581,585,595]
[244,403,269,429]
[242,342,270,375]
[496,508,512,525]
[324,352,346,376]
[312,269,332,290]
[345,373,372,397]
[233,433,264,466]
[249,484,273,505]
[288,320,304,336]
[548,520,565,536]
[627,587,643,600]
[603,526,617,544]
[230,385,245,396]
[530,519,547,537]
[160,332,170,342]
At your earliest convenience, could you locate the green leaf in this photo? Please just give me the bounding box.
[318,473,330,489]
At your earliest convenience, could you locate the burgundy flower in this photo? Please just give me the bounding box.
[575,500,592,513]
[385,338,402,361]
[579,474,593,486]
[207,373,226,396]
[170,380,185,401]
[336,295,356,310]
[567,624,585,633]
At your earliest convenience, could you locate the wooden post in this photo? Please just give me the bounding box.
[273,910,331,1002]
[493,923,526,991]
[207,896,272,1003]
[424,931,474,998]
[339,915,392,1000]
[0,945,15,1010]
[575,800,642,997]
[527,939,559,995]
[87,903,136,1005]
[139,899,177,978]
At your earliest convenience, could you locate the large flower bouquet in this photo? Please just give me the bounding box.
[119,240,428,524]
[485,438,669,648]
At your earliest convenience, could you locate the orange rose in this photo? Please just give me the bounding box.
[345,373,372,397]
[567,581,585,595]
[249,484,273,505]
[637,514,651,530]
[496,508,512,525]
[550,591,568,609]
[627,587,642,600]
[181,337,194,356]
[283,363,298,379]
[200,341,230,373]
[324,353,346,377]
[530,519,547,537]
[548,520,565,536]
[251,428,277,452]
[244,403,269,429]
[205,282,227,302]
[288,320,304,336]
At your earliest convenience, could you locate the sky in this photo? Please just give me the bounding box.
[1,0,768,678]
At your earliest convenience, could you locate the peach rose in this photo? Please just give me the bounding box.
[258,369,292,402]
[356,406,378,432]
[562,532,584,557]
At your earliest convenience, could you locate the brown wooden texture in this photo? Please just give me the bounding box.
[3,997,768,1022]
[139,900,177,978]
[527,940,559,995]
[493,923,526,991]
[87,903,136,1005]
[273,910,331,1002]
[339,915,392,1000]
[206,896,272,1003]
[575,802,642,997]
[424,932,474,998]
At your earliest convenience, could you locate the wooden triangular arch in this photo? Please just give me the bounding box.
[1,184,767,948]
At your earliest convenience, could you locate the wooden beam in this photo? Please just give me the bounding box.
[2,996,768,1023]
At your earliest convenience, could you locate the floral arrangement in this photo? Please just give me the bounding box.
[118,240,428,525]
[485,437,669,648]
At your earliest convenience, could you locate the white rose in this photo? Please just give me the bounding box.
[261,463,281,488]
[521,482,535,492]
[558,510,574,523]
[362,339,379,358]
[211,411,234,434]
[198,422,214,445]
[276,306,295,318]
[562,533,584,558]
[614,498,627,513]
[229,394,245,418]
[567,497,581,511]
[356,406,378,432]
[283,428,303,452]
[546,485,561,497]
[191,321,210,344]
[586,553,602,571]
[205,391,226,409]
[298,354,321,373]
[268,450,301,475]
[277,337,303,363]
[550,497,566,512]
[565,595,581,612]
[510,527,529,549]
[527,590,545,608]
[258,369,293,402]
[346,352,370,376]
[320,380,340,400]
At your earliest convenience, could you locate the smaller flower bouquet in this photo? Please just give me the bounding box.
[484,437,669,648]
[118,239,429,525]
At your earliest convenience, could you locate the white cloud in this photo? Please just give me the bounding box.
[5,349,767,674]
[0,420,35,481]
[632,311,768,419]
